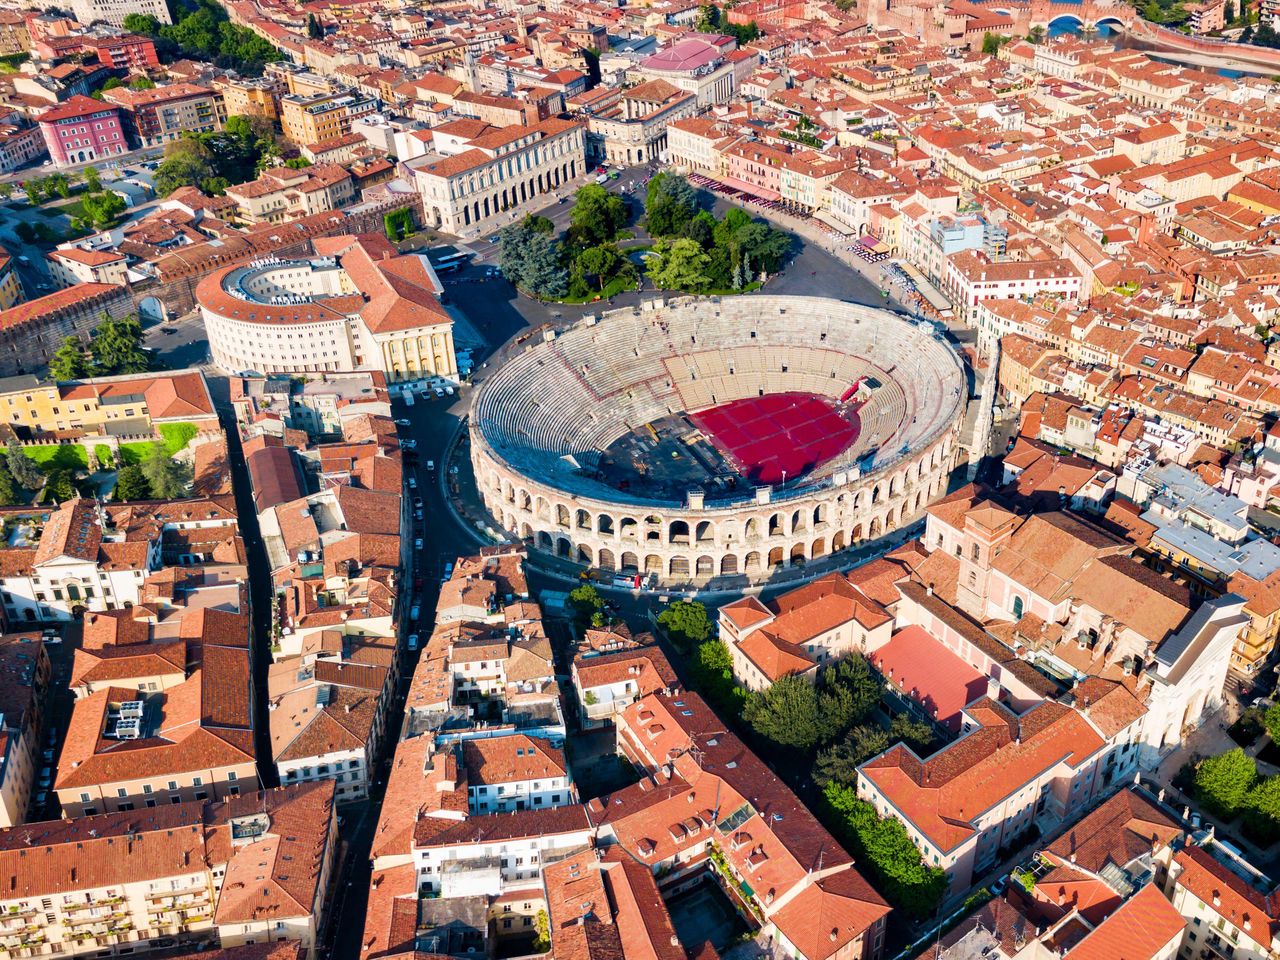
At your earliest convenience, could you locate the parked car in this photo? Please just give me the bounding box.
[407,633,419,651]
[413,498,424,510]
[408,475,417,489]
[413,537,423,550]
[400,439,417,450]
[394,418,411,427]
[409,604,420,622]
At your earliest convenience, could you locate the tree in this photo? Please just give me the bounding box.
[1265,702,1280,744]
[532,910,550,954]
[82,165,101,193]
[814,725,891,788]
[81,190,127,228]
[14,222,34,245]
[690,639,744,717]
[573,244,623,293]
[154,137,213,197]
[1027,24,1046,42]
[696,2,720,31]
[113,463,153,501]
[284,156,312,169]
[384,207,414,242]
[90,315,151,375]
[129,75,156,89]
[657,600,713,649]
[1225,0,1236,20]
[5,441,42,491]
[498,216,567,299]
[123,12,161,33]
[982,32,1011,55]
[567,584,604,632]
[569,183,627,247]
[743,675,822,751]
[0,182,12,200]
[647,237,712,292]
[141,443,192,499]
[1194,748,1257,818]
[814,656,882,743]
[306,12,323,38]
[0,461,18,506]
[46,173,70,199]
[823,783,947,917]
[42,468,77,503]
[889,713,936,753]
[49,336,90,381]
[22,182,41,206]
[1244,775,1280,843]
[645,172,698,237]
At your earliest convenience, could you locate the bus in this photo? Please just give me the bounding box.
[430,251,471,274]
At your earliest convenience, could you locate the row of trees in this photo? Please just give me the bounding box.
[644,173,790,293]
[123,0,282,76]
[824,782,948,917]
[693,3,760,45]
[154,115,277,197]
[651,597,946,917]
[49,315,153,382]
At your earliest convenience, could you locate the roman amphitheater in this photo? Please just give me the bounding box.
[469,295,968,586]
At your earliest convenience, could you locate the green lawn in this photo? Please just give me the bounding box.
[93,445,114,470]
[37,199,84,220]
[118,422,198,466]
[554,275,638,304]
[158,422,198,455]
[23,445,87,470]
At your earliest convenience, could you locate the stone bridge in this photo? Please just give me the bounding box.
[975,0,1136,32]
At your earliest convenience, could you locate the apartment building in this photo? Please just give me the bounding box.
[0,636,49,828]
[1166,842,1280,960]
[0,782,336,959]
[103,83,225,148]
[280,91,377,147]
[404,117,586,236]
[460,735,573,814]
[0,124,48,174]
[570,644,678,727]
[48,247,128,287]
[84,33,160,70]
[586,78,698,166]
[223,165,354,226]
[214,76,281,122]
[0,369,216,438]
[0,254,23,310]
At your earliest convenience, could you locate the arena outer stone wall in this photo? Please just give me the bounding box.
[469,295,968,586]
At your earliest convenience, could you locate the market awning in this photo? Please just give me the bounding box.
[813,209,855,235]
[719,175,781,202]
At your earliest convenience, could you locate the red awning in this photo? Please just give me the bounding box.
[719,175,781,202]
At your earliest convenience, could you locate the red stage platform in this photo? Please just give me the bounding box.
[691,392,860,485]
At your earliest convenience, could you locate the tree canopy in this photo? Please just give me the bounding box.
[645,172,699,237]
[656,600,713,649]
[141,443,192,499]
[823,782,947,917]
[569,183,627,247]
[5,441,42,491]
[113,463,153,501]
[498,215,568,299]
[1194,747,1257,818]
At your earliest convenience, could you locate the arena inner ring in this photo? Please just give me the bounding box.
[469,295,968,586]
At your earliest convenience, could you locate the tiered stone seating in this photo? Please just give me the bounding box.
[472,297,966,493]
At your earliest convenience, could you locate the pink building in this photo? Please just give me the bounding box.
[722,140,788,200]
[37,95,127,168]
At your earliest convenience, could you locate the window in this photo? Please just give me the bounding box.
[1012,596,1024,618]
[143,784,154,794]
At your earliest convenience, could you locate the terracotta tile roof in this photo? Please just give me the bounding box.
[1062,883,1185,960]
[1173,845,1280,945]
[771,866,891,960]
[461,734,566,785]
[859,700,1105,853]
[1044,788,1181,878]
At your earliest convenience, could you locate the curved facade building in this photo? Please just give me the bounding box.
[470,295,968,586]
[197,234,457,383]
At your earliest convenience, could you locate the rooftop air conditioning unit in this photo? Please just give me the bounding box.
[114,718,142,739]
[119,701,144,720]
